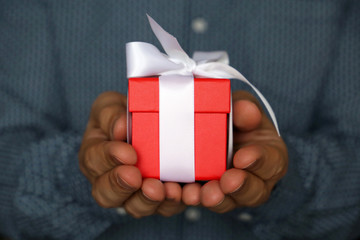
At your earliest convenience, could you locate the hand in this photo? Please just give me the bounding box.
[183,90,288,212]
[78,91,185,218]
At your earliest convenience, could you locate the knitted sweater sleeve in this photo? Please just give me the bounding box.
[248,2,360,239]
[0,2,123,240]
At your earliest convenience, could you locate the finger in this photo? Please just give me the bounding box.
[233,143,287,181]
[124,178,165,218]
[157,182,186,217]
[89,91,127,140]
[232,90,280,135]
[79,128,107,181]
[112,113,127,141]
[97,103,127,140]
[232,91,262,132]
[220,169,269,207]
[81,136,137,182]
[200,180,236,213]
[182,183,201,206]
[91,165,142,208]
[233,100,262,132]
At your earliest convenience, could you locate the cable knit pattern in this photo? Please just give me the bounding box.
[1,0,359,239]
[13,134,108,239]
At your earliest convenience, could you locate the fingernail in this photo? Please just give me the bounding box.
[109,119,116,140]
[189,201,201,206]
[165,197,181,203]
[230,178,247,194]
[111,154,124,164]
[213,196,225,207]
[243,159,257,169]
[142,191,160,203]
[116,174,135,191]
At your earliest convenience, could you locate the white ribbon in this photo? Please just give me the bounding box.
[159,74,195,182]
[126,15,280,182]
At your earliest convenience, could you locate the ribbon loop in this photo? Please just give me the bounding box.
[126,42,183,77]
[193,51,229,65]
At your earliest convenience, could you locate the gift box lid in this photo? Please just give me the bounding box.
[128,77,230,113]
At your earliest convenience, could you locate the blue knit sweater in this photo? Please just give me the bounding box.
[1,1,359,239]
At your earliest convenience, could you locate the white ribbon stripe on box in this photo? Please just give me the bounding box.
[126,15,280,182]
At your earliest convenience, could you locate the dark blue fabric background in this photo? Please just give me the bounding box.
[0,1,359,239]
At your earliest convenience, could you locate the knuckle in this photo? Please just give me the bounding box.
[99,106,116,125]
[233,90,260,106]
[108,169,122,193]
[124,205,143,219]
[83,144,103,177]
[91,92,126,119]
[94,91,122,105]
[157,209,173,217]
[210,205,231,214]
[78,144,85,162]
[244,187,270,207]
[92,187,113,208]
[78,163,91,181]
[245,158,263,174]
[78,151,86,173]
[274,163,287,179]
[95,91,112,103]
[98,105,123,135]
[261,146,286,181]
[269,154,288,181]
[99,104,120,118]
[78,147,96,183]
[157,204,184,217]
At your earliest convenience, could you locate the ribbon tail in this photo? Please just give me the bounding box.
[147,14,190,60]
[245,80,280,136]
[193,51,229,65]
[195,63,280,136]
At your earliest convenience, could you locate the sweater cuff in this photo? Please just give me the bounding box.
[1,132,124,239]
[225,134,310,239]
[0,132,35,238]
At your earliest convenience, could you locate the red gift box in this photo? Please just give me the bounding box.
[128,77,231,181]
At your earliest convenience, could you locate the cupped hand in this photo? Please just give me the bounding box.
[183,90,288,213]
[78,91,185,218]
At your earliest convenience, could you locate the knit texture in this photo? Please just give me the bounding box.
[1,0,359,239]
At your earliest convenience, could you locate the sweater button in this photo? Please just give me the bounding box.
[191,17,208,34]
[116,207,127,216]
[185,207,201,221]
[237,212,253,222]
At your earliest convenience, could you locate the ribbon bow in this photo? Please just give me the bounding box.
[127,15,280,135]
